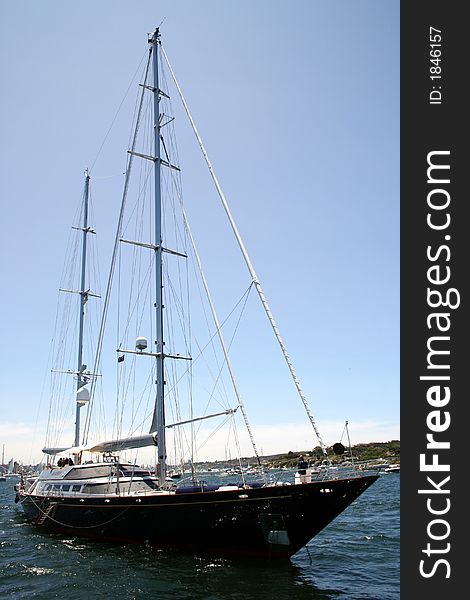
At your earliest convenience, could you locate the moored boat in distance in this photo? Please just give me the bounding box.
[16,28,378,561]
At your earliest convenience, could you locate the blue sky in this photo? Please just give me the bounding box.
[0,1,399,464]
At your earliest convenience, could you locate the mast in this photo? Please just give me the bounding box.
[74,170,91,448]
[149,29,167,485]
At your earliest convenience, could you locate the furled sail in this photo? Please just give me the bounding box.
[42,433,158,456]
[88,433,158,453]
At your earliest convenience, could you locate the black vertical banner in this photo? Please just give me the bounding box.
[401,2,466,598]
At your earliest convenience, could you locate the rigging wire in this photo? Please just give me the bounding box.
[80,35,289,473]
[127,282,255,438]
[159,123,262,464]
[194,282,253,440]
[160,40,328,456]
[89,49,148,175]
[83,50,152,446]
[155,61,259,462]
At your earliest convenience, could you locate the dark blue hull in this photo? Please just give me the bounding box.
[19,474,378,559]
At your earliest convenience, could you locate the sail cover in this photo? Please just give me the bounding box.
[42,446,73,455]
[88,433,158,453]
[42,433,158,456]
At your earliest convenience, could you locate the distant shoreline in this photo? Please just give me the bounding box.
[193,440,401,470]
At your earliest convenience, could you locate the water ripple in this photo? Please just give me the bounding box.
[0,475,399,599]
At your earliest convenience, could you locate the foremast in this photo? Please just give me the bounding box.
[74,170,92,448]
[44,170,98,461]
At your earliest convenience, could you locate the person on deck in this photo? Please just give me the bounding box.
[297,455,309,483]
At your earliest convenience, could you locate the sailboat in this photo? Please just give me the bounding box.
[0,444,6,482]
[16,29,378,560]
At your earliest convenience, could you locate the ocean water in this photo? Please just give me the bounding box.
[0,473,399,599]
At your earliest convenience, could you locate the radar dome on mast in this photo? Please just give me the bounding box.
[135,336,148,351]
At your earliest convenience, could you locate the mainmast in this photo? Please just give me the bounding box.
[149,29,167,485]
